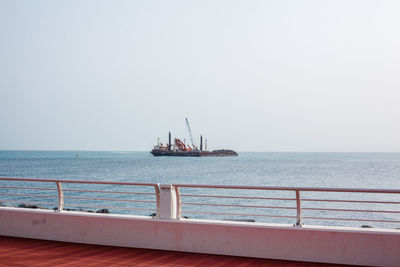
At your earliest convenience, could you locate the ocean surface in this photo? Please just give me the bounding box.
[1,151,399,228]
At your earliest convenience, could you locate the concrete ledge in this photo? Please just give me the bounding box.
[1,207,399,266]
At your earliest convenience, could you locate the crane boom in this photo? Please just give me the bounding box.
[185,118,197,150]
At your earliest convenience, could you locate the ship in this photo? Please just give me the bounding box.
[151,119,238,157]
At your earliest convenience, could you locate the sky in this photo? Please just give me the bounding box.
[0,0,399,152]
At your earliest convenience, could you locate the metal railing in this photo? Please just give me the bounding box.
[173,184,400,228]
[1,177,400,228]
[0,177,160,216]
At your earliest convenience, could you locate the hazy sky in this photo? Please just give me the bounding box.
[1,0,399,152]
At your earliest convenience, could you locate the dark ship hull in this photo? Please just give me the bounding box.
[151,150,201,157]
[151,149,237,157]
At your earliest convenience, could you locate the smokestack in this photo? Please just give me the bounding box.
[200,135,203,151]
[168,131,171,151]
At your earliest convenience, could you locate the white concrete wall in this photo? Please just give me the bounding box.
[1,207,399,266]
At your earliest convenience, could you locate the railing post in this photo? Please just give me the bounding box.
[175,186,182,219]
[56,182,64,212]
[154,184,160,218]
[295,190,303,226]
[159,184,178,220]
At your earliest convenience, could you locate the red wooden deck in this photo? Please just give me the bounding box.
[0,236,348,266]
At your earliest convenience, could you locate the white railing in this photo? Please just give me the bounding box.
[174,184,400,228]
[0,177,160,216]
[1,177,400,228]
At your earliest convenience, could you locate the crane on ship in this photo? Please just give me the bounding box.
[185,118,199,151]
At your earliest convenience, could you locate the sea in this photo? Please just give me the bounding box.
[1,151,399,228]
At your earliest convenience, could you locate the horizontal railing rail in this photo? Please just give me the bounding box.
[0,177,157,186]
[173,183,400,193]
[1,177,400,228]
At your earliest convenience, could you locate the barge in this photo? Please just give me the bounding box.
[151,119,238,157]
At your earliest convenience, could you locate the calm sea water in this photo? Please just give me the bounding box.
[1,151,399,228]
